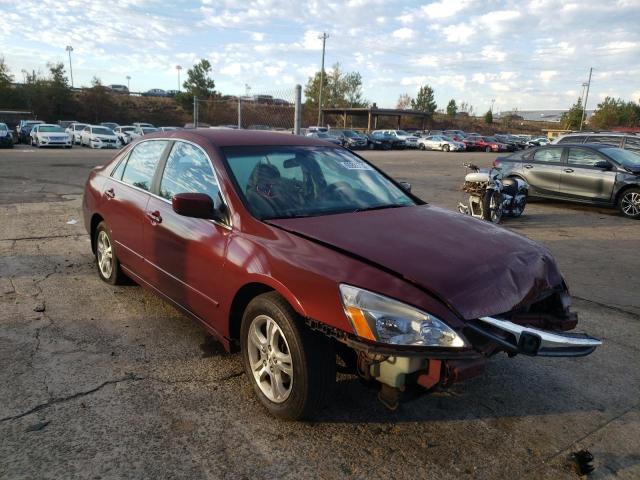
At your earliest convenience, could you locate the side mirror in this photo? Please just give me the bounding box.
[172,193,217,219]
[398,181,412,192]
[594,160,612,170]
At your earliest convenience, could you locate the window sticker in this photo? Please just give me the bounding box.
[340,160,373,170]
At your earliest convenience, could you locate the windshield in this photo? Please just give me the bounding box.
[396,130,409,136]
[74,124,88,130]
[122,127,135,132]
[343,130,358,138]
[40,126,65,133]
[601,147,640,168]
[142,127,158,134]
[92,127,114,135]
[484,137,497,142]
[223,146,415,220]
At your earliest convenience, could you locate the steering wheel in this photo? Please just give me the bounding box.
[323,182,354,199]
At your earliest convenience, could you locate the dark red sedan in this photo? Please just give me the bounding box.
[83,130,601,419]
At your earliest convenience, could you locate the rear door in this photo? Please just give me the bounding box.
[521,147,564,194]
[560,147,617,201]
[102,140,170,277]
[143,140,231,326]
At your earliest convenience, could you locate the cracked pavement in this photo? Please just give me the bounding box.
[1,146,639,479]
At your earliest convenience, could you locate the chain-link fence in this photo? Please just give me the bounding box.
[192,87,300,131]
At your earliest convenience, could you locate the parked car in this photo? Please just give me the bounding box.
[143,88,167,97]
[133,122,156,128]
[113,126,136,145]
[428,130,444,136]
[495,143,640,218]
[373,129,419,148]
[0,122,14,148]
[57,120,78,130]
[553,132,640,155]
[83,130,601,419]
[339,130,368,149]
[366,132,405,150]
[159,126,181,132]
[101,122,119,130]
[494,134,519,152]
[527,137,551,148]
[30,124,72,148]
[306,131,342,145]
[307,126,328,134]
[443,130,466,141]
[66,123,89,145]
[418,135,465,152]
[80,125,121,149]
[109,85,129,94]
[464,135,507,152]
[17,120,44,144]
[128,126,159,141]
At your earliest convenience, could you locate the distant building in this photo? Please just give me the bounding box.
[496,110,594,123]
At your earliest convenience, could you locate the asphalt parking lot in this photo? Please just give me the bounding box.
[1,144,638,479]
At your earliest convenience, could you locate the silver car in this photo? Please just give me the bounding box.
[417,135,466,152]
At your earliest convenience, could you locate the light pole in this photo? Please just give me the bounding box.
[176,65,182,92]
[126,75,131,91]
[65,45,74,88]
[317,32,329,126]
[490,98,496,112]
[579,67,593,132]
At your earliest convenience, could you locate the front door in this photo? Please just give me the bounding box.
[522,147,564,195]
[560,147,617,201]
[143,141,230,328]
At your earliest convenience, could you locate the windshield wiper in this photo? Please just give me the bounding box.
[353,204,406,213]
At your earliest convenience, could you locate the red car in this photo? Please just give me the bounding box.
[464,135,508,153]
[83,130,601,419]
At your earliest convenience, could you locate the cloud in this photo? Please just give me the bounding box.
[442,23,475,43]
[422,0,471,19]
[539,70,558,83]
[392,28,415,40]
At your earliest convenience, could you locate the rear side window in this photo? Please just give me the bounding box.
[533,148,563,163]
[623,137,640,153]
[567,148,604,166]
[586,135,622,147]
[557,135,586,144]
[159,142,220,204]
[121,140,169,191]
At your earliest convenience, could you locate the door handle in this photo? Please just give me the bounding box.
[147,211,162,223]
[564,168,574,173]
[524,164,533,169]
[105,188,115,199]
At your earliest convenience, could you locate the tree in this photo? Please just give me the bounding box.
[410,85,437,114]
[560,97,584,130]
[80,77,116,123]
[446,99,457,117]
[182,59,216,99]
[0,57,12,89]
[304,63,368,111]
[590,97,640,129]
[46,62,74,118]
[484,109,493,124]
[396,93,412,110]
[459,101,474,116]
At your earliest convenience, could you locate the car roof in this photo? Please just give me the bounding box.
[535,142,613,150]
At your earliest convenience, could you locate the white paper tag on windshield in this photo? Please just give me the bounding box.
[340,160,373,170]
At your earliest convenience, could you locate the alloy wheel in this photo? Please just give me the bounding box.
[621,191,640,217]
[247,314,293,403]
[96,230,113,279]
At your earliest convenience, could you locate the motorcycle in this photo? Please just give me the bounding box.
[457,163,528,223]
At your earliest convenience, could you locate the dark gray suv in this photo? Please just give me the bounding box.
[494,144,640,218]
[553,132,640,154]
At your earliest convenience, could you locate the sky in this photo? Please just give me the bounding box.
[1,0,639,112]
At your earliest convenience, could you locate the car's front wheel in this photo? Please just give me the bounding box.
[94,222,127,284]
[619,187,640,219]
[442,144,450,152]
[240,292,335,420]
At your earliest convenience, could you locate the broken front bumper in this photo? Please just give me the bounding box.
[468,316,602,357]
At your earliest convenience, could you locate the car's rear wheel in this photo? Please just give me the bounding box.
[418,143,425,150]
[619,188,640,219]
[442,144,450,152]
[95,222,127,285]
[240,292,335,420]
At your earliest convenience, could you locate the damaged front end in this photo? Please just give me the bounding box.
[329,284,601,410]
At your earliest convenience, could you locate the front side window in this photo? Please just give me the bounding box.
[159,142,220,204]
[223,146,415,220]
[567,148,604,166]
[533,148,563,163]
[121,140,169,191]
[601,147,640,169]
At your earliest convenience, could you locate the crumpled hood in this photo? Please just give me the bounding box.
[268,205,563,320]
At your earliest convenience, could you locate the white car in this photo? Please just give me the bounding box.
[66,123,89,145]
[113,126,136,145]
[373,129,419,148]
[30,124,72,148]
[132,122,155,128]
[417,135,466,152]
[80,125,121,149]
[128,126,159,141]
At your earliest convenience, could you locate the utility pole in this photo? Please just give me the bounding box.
[580,67,593,131]
[65,46,74,88]
[176,65,182,92]
[126,75,131,90]
[237,96,242,129]
[317,32,329,126]
[193,96,198,128]
[490,98,496,112]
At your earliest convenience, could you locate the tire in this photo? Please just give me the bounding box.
[418,143,425,150]
[482,189,503,223]
[240,292,335,420]
[618,187,640,219]
[442,144,450,152]
[485,146,492,153]
[94,222,127,285]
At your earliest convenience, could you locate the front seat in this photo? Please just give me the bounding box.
[246,163,285,218]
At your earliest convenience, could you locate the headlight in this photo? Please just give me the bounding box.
[339,284,466,347]
[91,137,100,142]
